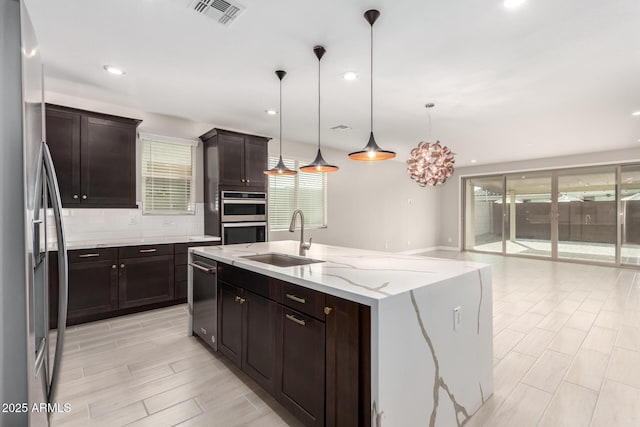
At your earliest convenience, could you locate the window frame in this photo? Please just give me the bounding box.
[140,133,198,216]
[267,156,328,231]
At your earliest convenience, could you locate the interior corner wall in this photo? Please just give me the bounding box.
[437,147,640,250]
[268,142,441,252]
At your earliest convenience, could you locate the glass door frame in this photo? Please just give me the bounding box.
[462,164,631,268]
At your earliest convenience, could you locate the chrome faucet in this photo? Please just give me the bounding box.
[289,209,312,256]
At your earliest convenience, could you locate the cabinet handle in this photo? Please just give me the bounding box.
[286,294,306,304]
[246,179,250,183]
[240,298,246,304]
[112,265,117,269]
[73,194,79,200]
[324,307,333,315]
[120,264,125,268]
[82,195,87,200]
[139,248,157,253]
[241,179,246,183]
[235,296,241,303]
[78,253,100,258]
[285,314,306,326]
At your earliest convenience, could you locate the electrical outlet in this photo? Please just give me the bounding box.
[453,306,461,331]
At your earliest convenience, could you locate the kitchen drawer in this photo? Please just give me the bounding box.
[278,280,326,321]
[175,241,219,254]
[218,262,270,299]
[119,244,173,259]
[68,248,117,263]
[175,265,188,283]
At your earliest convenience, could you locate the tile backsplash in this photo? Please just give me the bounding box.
[48,203,206,242]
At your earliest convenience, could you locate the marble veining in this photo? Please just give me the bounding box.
[410,290,471,427]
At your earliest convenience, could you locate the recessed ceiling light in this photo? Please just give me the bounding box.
[504,0,526,9]
[103,65,125,75]
[265,109,277,115]
[632,111,640,116]
[343,71,358,81]
[471,159,477,163]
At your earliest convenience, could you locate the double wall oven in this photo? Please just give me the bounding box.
[220,191,267,244]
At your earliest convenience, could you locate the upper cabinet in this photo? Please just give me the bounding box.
[200,128,270,190]
[45,104,141,208]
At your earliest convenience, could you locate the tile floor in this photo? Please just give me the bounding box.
[50,252,640,426]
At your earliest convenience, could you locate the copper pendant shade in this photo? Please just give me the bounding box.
[348,9,396,162]
[300,46,339,173]
[407,104,455,186]
[264,70,297,176]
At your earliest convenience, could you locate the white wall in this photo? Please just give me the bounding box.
[268,142,441,252]
[438,147,640,249]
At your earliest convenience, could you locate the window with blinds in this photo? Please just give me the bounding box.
[268,156,327,230]
[141,135,196,214]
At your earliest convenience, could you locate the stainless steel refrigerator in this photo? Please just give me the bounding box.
[1,1,68,426]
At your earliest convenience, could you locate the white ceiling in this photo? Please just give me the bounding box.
[24,0,640,166]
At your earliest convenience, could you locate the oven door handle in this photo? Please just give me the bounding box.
[221,222,267,228]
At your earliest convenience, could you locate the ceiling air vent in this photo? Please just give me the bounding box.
[188,0,246,27]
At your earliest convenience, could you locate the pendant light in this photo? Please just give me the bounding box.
[348,9,396,162]
[300,46,339,173]
[406,103,455,186]
[264,70,297,176]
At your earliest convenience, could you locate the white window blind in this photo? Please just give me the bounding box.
[141,135,196,214]
[268,156,327,230]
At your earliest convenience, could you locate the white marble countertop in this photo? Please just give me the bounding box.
[191,240,489,305]
[49,235,220,251]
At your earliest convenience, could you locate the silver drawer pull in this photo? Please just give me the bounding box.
[285,314,306,326]
[286,294,306,304]
[78,253,100,258]
[139,248,157,253]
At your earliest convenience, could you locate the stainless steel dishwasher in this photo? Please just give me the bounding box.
[188,255,218,351]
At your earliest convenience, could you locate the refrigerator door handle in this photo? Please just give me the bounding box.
[42,142,68,404]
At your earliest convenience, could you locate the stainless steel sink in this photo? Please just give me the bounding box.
[240,253,324,267]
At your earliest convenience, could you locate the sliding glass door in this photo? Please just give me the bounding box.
[464,165,626,266]
[464,176,504,253]
[504,173,553,258]
[621,165,640,266]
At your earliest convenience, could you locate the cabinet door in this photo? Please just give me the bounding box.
[276,306,325,427]
[325,296,370,427]
[81,115,136,207]
[45,108,81,206]
[67,259,119,320]
[242,290,276,393]
[243,137,267,189]
[218,134,245,187]
[218,281,243,367]
[118,255,175,309]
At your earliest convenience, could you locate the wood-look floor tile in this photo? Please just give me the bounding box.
[522,350,572,393]
[591,380,640,427]
[127,399,201,427]
[548,327,587,356]
[582,326,617,355]
[537,311,571,332]
[564,310,597,332]
[490,383,552,427]
[513,328,556,358]
[493,329,526,359]
[606,347,640,389]
[564,348,610,391]
[615,324,640,352]
[538,381,597,427]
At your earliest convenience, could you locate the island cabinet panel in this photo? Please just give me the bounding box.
[242,291,277,393]
[45,104,140,208]
[118,254,175,309]
[217,281,243,367]
[275,306,326,427]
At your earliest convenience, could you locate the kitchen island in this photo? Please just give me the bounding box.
[189,240,492,427]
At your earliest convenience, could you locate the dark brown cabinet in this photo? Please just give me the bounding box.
[276,306,326,427]
[217,265,277,392]
[67,249,119,319]
[45,104,140,208]
[200,128,270,236]
[118,245,175,309]
[214,264,371,427]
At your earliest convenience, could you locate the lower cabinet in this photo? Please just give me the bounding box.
[68,256,119,319]
[276,306,325,427]
[217,280,277,393]
[118,255,175,309]
[216,263,371,427]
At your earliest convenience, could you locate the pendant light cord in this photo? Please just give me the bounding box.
[318,53,321,150]
[370,22,373,133]
[279,77,283,155]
